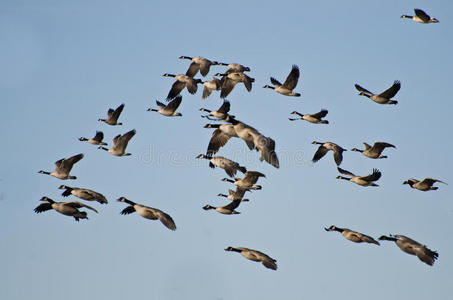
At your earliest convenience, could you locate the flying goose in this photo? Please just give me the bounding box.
[403,178,447,191]
[79,131,107,145]
[289,109,328,124]
[312,141,346,166]
[200,100,233,120]
[351,142,395,159]
[147,96,182,117]
[222,170,266,190]
[58,185,108,204]
[355,81,400,105]
[379,234,438,266]
[226,117,279,168]
[34,196,98,221]
[38,153,84,180]
[201,77,222,99]
[324,225,380,245]
[401,9,439,24]
[217,62,250,73]
[98,129,136,156]
[117,197,176,231]
[263,65,301,97]
[218,187,250,201]
[336,167,381,187]
[163,73,202,100]
[215,72,254,99]
[179,56,218,77]
[225,247,277,270]
[203,200,243,215]
[196,154,246,177]
[99,103,124,125]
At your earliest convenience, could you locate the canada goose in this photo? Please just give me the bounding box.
[222,171,265,190]
[38,153,84,180]
[324,225,380,245]
[218,187,250,201]
[203,200,243,215]
[403,178,447,191]
[379,234,438,266]
[147,96,182,117]
[214,72,254,99]
[225,247,277,270]
[117,197,176,231]
[98,129,136,156]
[401,9,439,24]
[200,100,233,120]
[34,196,98,221]
[312,141,346,166]
[201,77,222,99]
[289,110,328,124]
[204,123,242,155]
[351,142,395,159]
[79,131,107,145]
[163,73,202,100]
[217,62,251,73]
[99,103,124,125]
[355,81,400,105]
[225,117,279,168]
[196,154,246,177]
[179,56,218,77]
[58,185,108,204]
[263,65,301,97]
[336,167,381,187]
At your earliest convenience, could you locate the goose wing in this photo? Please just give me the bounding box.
[34,202,53,213]
[270,77,282,87]
[154,208,177,231]
[155,100,166,108]
[242,74,253,92]
[222,199,241,211]
[414,245,438,266]
[66,201,98,213]
[55,153,84,174]
[114,130,136,151]
[337,167,355,177]
[202,86,213,99]
[111,103,124,121]
[217,100,231,114]
[185,62,200,77]
[282,65,300,90]
[254,135,279,168]
[185,78,199,94]
[371,142,396,152]
[220,77,238,98]
[250,250,277,270]
[207,129,232,155]
[198,59,212,77]
[354,84,373,96]
[360,169,381,182]
[120,205,136,215]
[165,96,182,112]
[414,9,431,23]
[310,109,328,119]
[312,145,329,163]
[93,131,104,142]
[378,80,400,99]
[242,171,266,185]
[420,178,447,186]
[332,147,344,166]
[167,80,186,100]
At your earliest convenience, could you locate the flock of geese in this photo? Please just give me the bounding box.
[35,8,446,270]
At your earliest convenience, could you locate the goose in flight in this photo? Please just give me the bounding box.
[218,187,249,201]
[355,81,400,105]
[351,142,395,159]
[98,129,136,156]
[403,178,447,191]
[225,247,277,270]
[401,9,439,24]
[379,234,438,266]
[147,96,182,117]
[38,153,84,180]
[163,73,202,100]
[79,131,107,145]
[263,65,301,97]
[58,185,108,204]
[203,199,244,215]
[201,77,222,99]
[34,196,98,221]
[325,225,380,245]
[196,154,246,177]
[222,170,266,190]
[312,141,346,166]
[216,62,250,73]
[179,56,218,77]
[99,103,124,125]
[200,100,233,120]
[336,167,381,187]
[289,109,328,124]
[117,197,176,231]
[215,72,254,99]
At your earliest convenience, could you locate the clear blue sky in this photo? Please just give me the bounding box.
[1,1,452,299]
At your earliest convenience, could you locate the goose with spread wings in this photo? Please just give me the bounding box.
[79,131,107,145]
[163,73,202,100]
[147,96,182,117]
[38,153,84,180]
[225,247,277,270]
[222,170,266,190]
[98,129,136,156]
[351,142,395,159]
[179,55,219,77]
[401,9,439,24]
[336,167,381,187]
[99,103,124,125]
[403,178,447,191]
[34,196,98,221]
[289,109,328,124]
[379,234,438,266]
[263,65,301,97]
[325,225,380,245]
[312,141,346,166]
[355,81,400,105]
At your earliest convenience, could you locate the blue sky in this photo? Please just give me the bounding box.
[1,1,452,299]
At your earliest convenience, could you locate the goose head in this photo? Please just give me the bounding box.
[202,205,214,210]
[324,225,337,231]
[58,185,69,189]
[196,154,208,159]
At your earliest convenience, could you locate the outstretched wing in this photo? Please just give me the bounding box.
[360,169,381,182]
[312,145,329,163]
[282,65,300,90]
[270,77,282,87]
[217,100,231,114]
[167,80,186,100]
[420,178,447,186]
[414,9,431,23]
[185,62,200,77]
[56,153,84,174]
[120,205,136,215]
[337,167,355,177]
[93,131,104,142]
[310,109,328,119]
[354,84,373,96]
[165,96,182,112]
[378,80,401,99]
[66,201,98,213]
[34,202,53,213]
